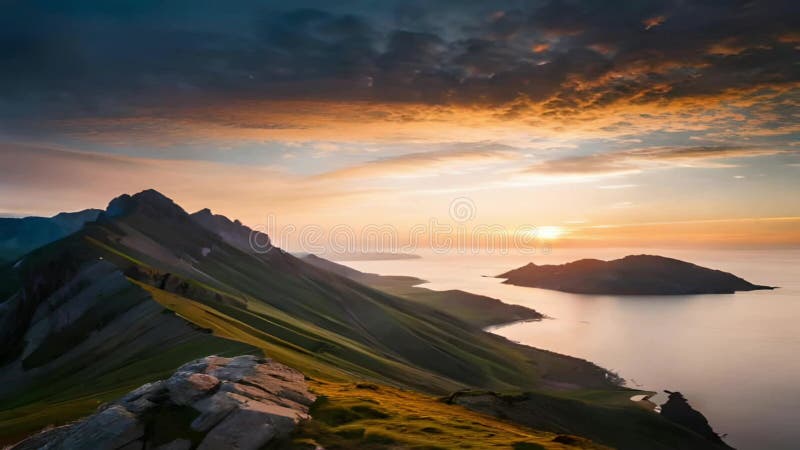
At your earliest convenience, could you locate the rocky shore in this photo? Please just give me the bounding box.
[660,390,731,448]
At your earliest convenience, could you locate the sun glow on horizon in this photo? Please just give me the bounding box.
[535,226,566,240]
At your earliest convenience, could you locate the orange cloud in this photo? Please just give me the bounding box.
[642,15,667,30]
[708,38,772,56]
[532,43,550,53]
[314,146,520,181]
[777,32,800,44]
[44,77,797,151]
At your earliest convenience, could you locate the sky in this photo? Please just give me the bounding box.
[1,0,798,250]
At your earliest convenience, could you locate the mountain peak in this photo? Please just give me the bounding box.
[194,207,213,217]
[105,189,188,220]
[190,208,269,252]
[130,189,177,205]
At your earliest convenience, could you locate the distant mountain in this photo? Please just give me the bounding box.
[498,254,774,295]
[0,209,101,264]
[302,254,543,328]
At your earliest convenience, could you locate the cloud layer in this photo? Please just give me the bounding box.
[0,0,797,140]
[524,146,792,176]
[1,1,798,247]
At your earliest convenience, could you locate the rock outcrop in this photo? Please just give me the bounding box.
[11,355,316,450]
[660,390,730,447]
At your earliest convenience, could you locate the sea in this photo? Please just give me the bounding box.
[345,248,800,450]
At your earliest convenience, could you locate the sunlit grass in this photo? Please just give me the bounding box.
[291,381,608,450]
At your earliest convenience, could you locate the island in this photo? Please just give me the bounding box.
[498,254,775,295]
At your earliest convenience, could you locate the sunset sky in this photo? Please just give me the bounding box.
[1,0,798,249]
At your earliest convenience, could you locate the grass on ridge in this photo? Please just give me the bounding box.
[136,280,613,449]
[286,381,608,450]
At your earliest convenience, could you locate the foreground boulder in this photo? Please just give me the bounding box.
[11,355,316,450]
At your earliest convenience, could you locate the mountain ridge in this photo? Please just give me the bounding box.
[0,189,734,449]
[0,189,615,399]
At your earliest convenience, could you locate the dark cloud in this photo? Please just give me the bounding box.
[0,0,797,130]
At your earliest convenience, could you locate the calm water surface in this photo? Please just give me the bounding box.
[346,248,800,450]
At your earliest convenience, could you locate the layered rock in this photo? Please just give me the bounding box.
[11,355,316,450]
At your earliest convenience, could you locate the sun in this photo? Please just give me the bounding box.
[536,226,565,240]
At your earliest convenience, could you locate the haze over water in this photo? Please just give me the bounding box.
[348,248,800,450]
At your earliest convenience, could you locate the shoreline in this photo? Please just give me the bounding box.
[482,316,549,333]
[630,393,660,412]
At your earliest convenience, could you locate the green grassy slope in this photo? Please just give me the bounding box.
[290,381,609,450]
[301,254,543,328]
[0,190,729,449]
[113,237,610,393]
[71,192,616,393]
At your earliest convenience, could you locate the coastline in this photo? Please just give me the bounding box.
[482,315,548,333]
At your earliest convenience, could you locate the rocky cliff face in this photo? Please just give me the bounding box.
[11,355,316,450]
[660,391,730,447]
